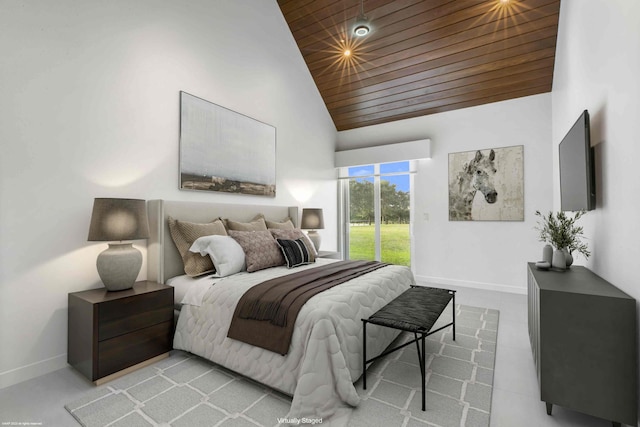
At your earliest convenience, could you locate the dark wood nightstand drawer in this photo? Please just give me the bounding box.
[98,320,172,379]
[98,287,173,341]
[68,281,174,384]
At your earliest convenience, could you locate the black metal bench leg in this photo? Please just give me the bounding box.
[452,292,456,341]
[362,286,456,412]
[362,319,367,390]
[414,332,424,378]
[421,333,426,411]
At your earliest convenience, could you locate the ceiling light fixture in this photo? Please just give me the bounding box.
[353,0,370,37]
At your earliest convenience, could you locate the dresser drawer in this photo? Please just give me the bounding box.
[97,320,172,379]
[98,288,173,341]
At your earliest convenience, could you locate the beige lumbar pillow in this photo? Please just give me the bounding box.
[265,216,295,230]
[168,216,227,276]
[225,214,268,232]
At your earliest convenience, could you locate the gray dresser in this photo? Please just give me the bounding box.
[527,263,637,427]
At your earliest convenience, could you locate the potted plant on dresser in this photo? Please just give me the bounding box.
[534,210,590,269]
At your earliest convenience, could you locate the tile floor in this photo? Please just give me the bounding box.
[0,286,622,427]
[450,285,618,427]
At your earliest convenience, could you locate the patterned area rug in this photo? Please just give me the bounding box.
[65,304,498,427]
[350,304,499,427]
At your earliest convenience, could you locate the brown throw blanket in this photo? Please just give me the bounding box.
[227,260,388,355]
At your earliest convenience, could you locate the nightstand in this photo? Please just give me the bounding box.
[68,281,174,385]
[317,250,342,260]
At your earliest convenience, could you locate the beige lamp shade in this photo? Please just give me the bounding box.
[300,208,324,230]
[88,198,150,241]
[301,208,324,251]
[88,198,149,291]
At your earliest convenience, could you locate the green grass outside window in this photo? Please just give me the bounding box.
[348,224,410,266]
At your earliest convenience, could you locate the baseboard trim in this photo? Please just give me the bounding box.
[0,353,67,390]
[414,274,526,295]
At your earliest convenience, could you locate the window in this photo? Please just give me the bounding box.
[340,161,413,267]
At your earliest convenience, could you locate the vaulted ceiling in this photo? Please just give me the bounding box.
[277,0,560,131]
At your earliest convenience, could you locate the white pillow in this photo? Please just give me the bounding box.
[189,235,246,277]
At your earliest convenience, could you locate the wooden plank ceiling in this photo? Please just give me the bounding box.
[277,0,560,131]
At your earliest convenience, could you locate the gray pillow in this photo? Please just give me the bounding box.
[228,230,285,272]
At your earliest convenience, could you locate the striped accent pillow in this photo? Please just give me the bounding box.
[276,238,316,268]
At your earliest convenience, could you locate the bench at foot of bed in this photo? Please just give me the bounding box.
[362,285,456,411]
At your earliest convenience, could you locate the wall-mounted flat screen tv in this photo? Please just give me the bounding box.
[559,110,595,211]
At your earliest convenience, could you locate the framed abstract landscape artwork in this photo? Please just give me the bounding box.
[448,145,524,221]
[179,92,276,197]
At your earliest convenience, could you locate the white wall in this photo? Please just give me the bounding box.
[338,94,553,293]
[553,0,640,287]
[552,1,640,406]
[0,0,337,388]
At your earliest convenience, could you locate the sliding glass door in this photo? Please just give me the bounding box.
[342,162,411,267]
[379,162,411,266]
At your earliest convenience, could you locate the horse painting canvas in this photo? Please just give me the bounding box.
[448,145,524,221]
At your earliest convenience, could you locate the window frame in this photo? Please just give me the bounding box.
[338,161,415,271]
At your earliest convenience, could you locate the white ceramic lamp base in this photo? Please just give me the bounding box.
[96,242,142,291]
[306,230,321,252]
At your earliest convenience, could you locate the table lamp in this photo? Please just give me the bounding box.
[300,208,324,251]
[87,198,150,291]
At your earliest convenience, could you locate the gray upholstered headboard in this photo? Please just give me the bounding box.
[147,199,298,284]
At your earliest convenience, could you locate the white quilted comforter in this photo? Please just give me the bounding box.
[173,259,414,423]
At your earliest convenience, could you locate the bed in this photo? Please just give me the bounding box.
[147,199,415,422]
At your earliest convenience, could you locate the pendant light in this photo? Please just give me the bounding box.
[353,0,370,37]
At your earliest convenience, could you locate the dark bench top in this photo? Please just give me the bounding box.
[366,286,454,333]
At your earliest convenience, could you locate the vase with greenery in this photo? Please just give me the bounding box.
[534,210,590,265]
